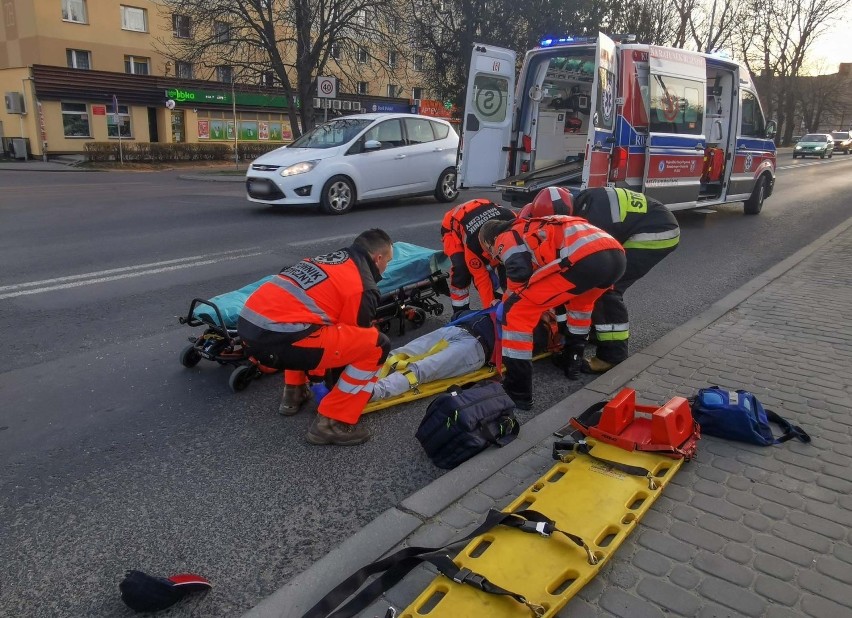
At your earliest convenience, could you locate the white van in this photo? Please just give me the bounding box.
[458,34,778,214]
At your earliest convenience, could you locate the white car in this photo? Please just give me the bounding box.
[245,113,460,214]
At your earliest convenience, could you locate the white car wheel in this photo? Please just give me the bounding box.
[434,167,459,203]
[320,176,355,215]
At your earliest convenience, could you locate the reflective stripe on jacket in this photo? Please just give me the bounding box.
[578,187,680,250]
[240,244,381,331]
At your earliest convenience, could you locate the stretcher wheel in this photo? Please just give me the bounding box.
[180,345,202,368]
[229,365,256,392]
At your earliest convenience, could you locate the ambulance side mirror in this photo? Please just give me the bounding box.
[765,120,777,139]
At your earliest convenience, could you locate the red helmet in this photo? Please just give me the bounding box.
[521,186,574,218]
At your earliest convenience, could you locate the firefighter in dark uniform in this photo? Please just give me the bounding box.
[479,215,625,409]
[441,199,516,311]
[238,229,394,446]
[523,186,680,373]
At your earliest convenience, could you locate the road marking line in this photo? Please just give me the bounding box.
[291,234,355,247]
[400,220,442,230]
[0,250,267,300]
[0,248,263,292]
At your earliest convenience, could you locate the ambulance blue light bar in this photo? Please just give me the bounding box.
[539,33,637,48]
[539,36,578,47]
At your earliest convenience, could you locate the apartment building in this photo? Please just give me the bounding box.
[0,0,439,158]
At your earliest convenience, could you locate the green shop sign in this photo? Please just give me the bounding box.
[165,88,297,108]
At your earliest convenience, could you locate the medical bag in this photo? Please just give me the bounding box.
[416,381,519,469]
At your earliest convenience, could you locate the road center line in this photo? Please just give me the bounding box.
[0,251,268,300]
[0,248,262,292]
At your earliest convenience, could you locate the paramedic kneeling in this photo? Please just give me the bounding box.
[441,199,516,311]
[479,216,625,409]
[237,229,394,446]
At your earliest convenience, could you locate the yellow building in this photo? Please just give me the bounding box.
[0,0,429,158]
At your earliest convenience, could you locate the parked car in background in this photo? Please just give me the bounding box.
[245,113,459,214]
[793,133,834,159]
[831,130,852,154]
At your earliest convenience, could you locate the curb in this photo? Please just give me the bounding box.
[243,214,852,618]
[178,173,246,182]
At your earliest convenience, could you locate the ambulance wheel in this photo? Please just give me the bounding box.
[229,365,256,392]
[744,176,766,215]
[434,167,459,203]
[320,176,355,215]
[180,345,202,368]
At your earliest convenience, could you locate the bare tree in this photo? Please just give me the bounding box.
[157,0,405,137]
[737,0,852,144]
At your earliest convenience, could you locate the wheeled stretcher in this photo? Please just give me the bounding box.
[177,242,450,392]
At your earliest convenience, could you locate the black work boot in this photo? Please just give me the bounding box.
[306,414,371,446]
[278,384,313,416]
[563,344,586,380]
[502,357,534,410]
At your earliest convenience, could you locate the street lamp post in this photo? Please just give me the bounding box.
[232,75,238,167]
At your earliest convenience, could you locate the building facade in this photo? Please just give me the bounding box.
[1,0,442,158]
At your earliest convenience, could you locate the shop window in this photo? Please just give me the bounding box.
[173,14,190,38]
[121,6,148,32]
[124,55,150,75]
[387,84,399,98]
[61,102,91,137]
[414,55,424,71]
[358,81,369,95]
[216,65,233,83]
[108,104,133,138]
[66,49,91,70]
[649,74,704,135]
[214,21,231,43]
[357,47,368,64]
[62,0,87,23]
[412,87,423,100]
[176,61,193,79]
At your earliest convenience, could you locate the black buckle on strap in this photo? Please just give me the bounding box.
[452,567,486,589]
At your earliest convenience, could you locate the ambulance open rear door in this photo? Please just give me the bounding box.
[458,44,516,189]
[581,33,618,189]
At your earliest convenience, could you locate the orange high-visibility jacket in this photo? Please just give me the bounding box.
[241,245,381,332]
[492,215,623,293]
[441,199,516,303]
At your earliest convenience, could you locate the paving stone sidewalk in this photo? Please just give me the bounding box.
[247,216,852,618]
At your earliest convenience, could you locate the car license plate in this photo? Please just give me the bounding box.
[250,182,271,195]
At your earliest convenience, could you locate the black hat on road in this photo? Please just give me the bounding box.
[119,570,211,613]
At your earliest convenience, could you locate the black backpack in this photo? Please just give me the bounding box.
[416,381,520,469]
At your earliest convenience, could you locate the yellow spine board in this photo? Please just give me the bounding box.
[363,354,552,415]
[400,441,684,617]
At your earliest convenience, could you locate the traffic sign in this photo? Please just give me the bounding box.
[317,76,337,99]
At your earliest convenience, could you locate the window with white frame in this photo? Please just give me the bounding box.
[358,81,369,95]
[107,104,133,138]
[124,55,149,75]
[172,14,190,38]
[175,61,193,79]
[62,0,87,23]
[357,47,368,64]
[412,87,423,100]
[61,102,91,137]
[216,65,233,83]
[214,21,230,43]
[330,43,341,60]
[414,55,424,71]
[387,84,399,97]
[121,6,148,32]
[66,49,91,69]
[388,50,397,68]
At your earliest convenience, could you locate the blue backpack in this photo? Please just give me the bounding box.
[691,387,810,446]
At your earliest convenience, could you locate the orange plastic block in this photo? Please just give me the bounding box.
[598,388,636,435]
[650,397,692,447]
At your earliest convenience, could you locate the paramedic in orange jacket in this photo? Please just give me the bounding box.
[479,216,625,409]
[237,229,394,446]
[440,199,516,311]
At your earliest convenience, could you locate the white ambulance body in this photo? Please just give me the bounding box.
[458,34,777,214]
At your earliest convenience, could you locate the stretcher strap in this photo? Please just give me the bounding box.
[552,437,660,490]
[379,339,449,379]
[302,509,559,618]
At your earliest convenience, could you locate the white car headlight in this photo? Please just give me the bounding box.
[794,145,801,150]
[280,161,318,177]
[814,146,824,151]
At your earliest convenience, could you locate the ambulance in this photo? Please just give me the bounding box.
[458,34,778,214]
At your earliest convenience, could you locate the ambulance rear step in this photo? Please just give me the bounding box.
[494,159,584,206]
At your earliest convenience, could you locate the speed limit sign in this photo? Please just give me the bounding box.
[317,76,338,99]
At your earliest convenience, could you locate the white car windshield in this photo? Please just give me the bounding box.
[801,134,827,142]
[288,118,373,149]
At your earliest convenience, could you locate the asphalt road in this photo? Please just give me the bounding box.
[2,154,852,617]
